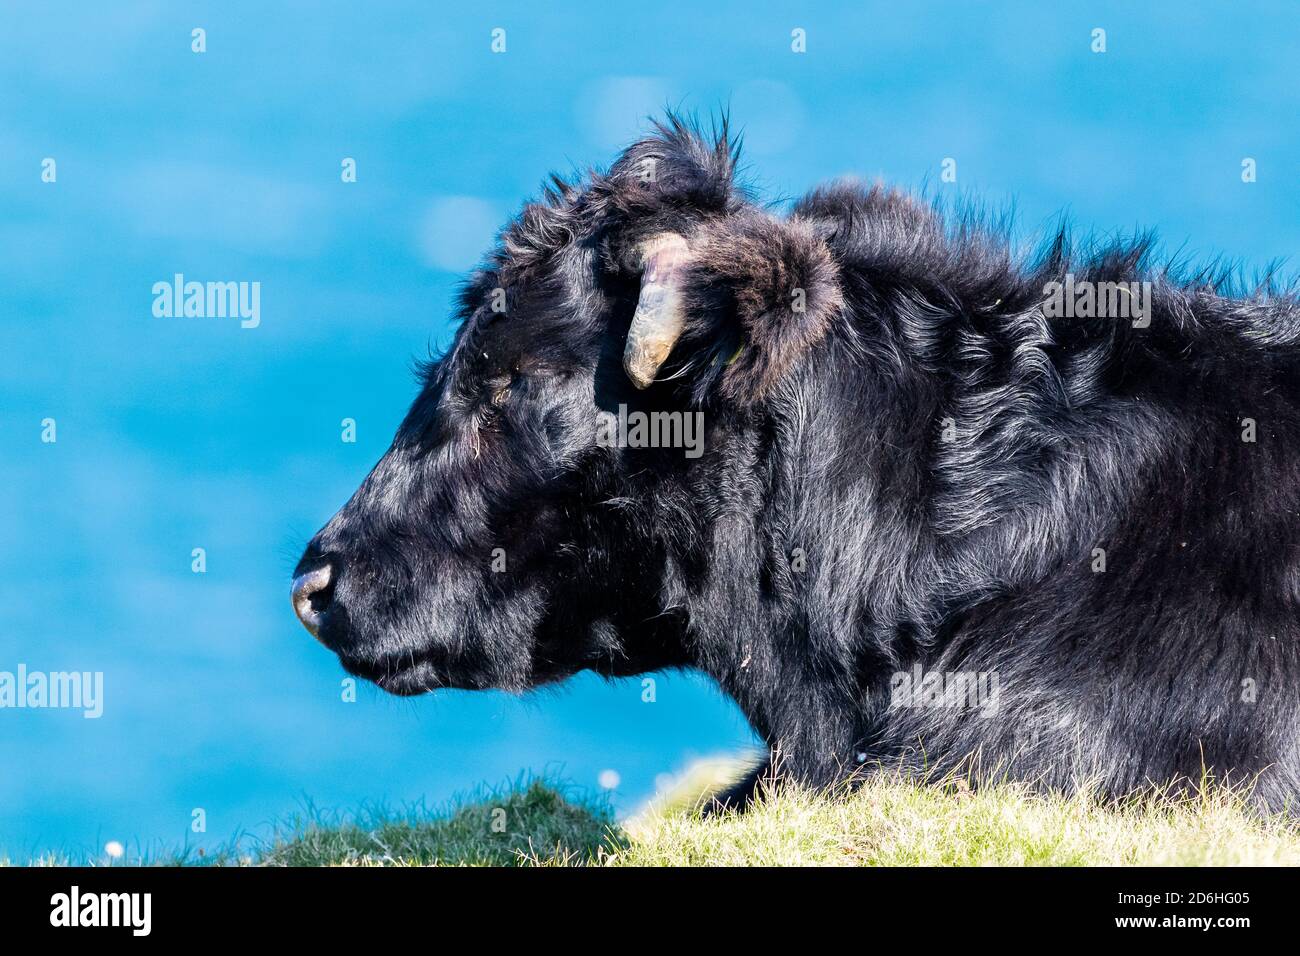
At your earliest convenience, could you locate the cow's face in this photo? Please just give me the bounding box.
[292,118,842,695]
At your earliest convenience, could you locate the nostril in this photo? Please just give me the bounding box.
[292,563,336,641]
[308,577,335,615]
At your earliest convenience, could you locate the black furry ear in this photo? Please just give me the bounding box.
[678,214,844,404]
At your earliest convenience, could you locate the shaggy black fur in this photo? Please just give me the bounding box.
[296,115,1300,812]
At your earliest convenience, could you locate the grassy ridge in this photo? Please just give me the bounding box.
[617,774,1300,866]
[185,768,1299,867]
[11,764,1297,866]
[249,781,620,867]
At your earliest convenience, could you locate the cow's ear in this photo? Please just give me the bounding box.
[678,214,844,404]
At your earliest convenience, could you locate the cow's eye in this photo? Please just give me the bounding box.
[488,373,515,407]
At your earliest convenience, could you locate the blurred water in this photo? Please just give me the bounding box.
[0,0,1295,860]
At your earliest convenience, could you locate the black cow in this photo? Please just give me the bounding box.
[293,116,1300,813]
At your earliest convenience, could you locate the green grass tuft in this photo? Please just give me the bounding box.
[208,778,623,867]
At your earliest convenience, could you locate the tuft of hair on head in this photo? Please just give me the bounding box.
[598,112,748,258]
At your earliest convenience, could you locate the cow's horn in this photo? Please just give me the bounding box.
[623,232,692,389]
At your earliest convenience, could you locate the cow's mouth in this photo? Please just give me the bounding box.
[338,650,444,696]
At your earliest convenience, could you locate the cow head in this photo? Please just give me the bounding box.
[292,116,843,695]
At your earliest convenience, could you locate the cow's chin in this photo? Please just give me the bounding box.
[337,649,444,696]
[335,637,531,696]
[374,663,442,697]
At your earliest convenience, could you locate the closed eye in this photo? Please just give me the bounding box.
[489,374,514,406]
[489,362,554,406]
[480,361,558,412]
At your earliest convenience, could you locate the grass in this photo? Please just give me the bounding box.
[164,778,623,867]
[613,763,1300,866]
[256,781,619,867]
[10,761,1299,866]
